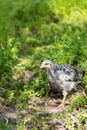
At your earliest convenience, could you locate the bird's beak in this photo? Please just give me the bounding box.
[40,64,44,68]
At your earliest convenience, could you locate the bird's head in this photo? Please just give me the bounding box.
[40,60,52,69]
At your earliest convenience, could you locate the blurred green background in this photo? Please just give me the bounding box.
[0,0,87,129]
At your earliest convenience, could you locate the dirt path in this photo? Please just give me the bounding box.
[24,97,67,130]
[0,96,87,130]
[0,97,67,129]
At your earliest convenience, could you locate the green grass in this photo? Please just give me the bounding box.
[0,0,87,129]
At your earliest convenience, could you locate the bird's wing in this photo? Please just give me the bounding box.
[54,64,79,81]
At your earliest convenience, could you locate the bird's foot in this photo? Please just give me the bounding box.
[57,103,64,109]
[45,102,48,107]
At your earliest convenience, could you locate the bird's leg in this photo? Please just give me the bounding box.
[61,91,67,108]
[58,90,67,109]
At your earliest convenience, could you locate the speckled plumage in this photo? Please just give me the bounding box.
[40,60,85,108]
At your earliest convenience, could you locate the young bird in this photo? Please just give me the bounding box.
[40,60,85,109]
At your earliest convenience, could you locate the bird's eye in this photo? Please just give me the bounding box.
[46,63,51,66]
[45,63,48,65]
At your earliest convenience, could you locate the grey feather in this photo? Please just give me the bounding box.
[40,60,84,93]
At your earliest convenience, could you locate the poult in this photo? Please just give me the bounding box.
[40,60,85,108]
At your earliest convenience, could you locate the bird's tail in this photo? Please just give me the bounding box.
[82,70,85,77]
[78,70,85,79]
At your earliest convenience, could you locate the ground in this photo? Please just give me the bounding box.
[0,94,87,130]
[0,67,87,130]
